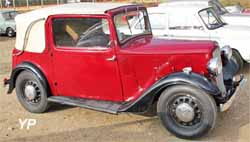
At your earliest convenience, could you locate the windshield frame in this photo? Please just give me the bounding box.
[198,7,225,30]
[113,8,152,45]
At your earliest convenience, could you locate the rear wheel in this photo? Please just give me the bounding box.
[157,85,217,139]
[6,28,15,37]
[15,71,50,113]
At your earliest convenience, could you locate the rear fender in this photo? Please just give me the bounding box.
[7,62,50,95]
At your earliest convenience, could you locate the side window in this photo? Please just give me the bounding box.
[168,13,203,30]
[52,18,110,48]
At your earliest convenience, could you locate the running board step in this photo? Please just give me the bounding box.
[48,96,123,114]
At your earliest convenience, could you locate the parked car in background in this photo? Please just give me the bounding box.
[159,0,250,27]
[243,8,250,13]
[0,10,17,37]
[225,4,250,14]
[225,4,244,13]
[133,5,250,70]
[3,2,244,139]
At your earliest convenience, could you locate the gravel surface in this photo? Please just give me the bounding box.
[0,37,249,142]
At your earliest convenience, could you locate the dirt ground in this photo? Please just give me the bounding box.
[0,37,249,142]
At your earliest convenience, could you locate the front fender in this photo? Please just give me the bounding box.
[119,72,220,112]
[6,62,49,94]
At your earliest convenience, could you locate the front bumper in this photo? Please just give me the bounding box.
[211,57,246,112]
[219,75,246,112]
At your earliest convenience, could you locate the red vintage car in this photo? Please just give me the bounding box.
[4,3,245,139]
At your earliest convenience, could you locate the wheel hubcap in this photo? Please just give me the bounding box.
[170,95,202,126]
[175,103,195,122]
[22,81,41,104]
[8,30,13,36]
[24,85,37,101]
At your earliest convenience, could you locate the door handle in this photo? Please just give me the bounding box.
[106,55,116,61]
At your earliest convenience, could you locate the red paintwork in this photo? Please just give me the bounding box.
[116,35,214,101]
[12,5,216,103]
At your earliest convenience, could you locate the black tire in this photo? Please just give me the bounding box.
[15,71,50,113]
[157,85,217,139]
[6,28,15,37]
[232,50,244,72]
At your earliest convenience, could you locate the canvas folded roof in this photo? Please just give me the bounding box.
[15,2,132,52]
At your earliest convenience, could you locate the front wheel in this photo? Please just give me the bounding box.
[157,85,217,139]
[15,71,50,113]
[6,28,15,37]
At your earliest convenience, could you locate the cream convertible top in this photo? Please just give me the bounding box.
[15,3,132,52]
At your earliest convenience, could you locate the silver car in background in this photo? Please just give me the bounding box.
[0,10,17,37]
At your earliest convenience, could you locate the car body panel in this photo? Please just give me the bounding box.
[116,35,215,101]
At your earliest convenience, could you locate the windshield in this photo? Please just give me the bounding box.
[114,10,151,44]
[2,11,17,20]
[199,8,224,30]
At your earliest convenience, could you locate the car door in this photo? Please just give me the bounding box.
[166,12,209,40]
[49,15,123,102]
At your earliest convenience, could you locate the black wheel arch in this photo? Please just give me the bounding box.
[7,62,51,96]
[119,72,220,113]
[6,27,13,33]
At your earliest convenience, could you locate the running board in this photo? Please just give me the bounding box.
[48,96,123,114]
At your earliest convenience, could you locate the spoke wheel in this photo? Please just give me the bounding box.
[170,95,202,127]
[6,28,15,37]
[22,81,42,105]
[16,71,50,113]
[157,85,217,139]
